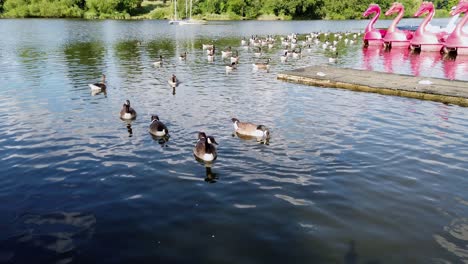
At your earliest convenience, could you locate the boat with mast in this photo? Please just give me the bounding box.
[168,0,181,25]
[169,0,206,25]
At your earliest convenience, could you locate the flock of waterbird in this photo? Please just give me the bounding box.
[88,31,362,162]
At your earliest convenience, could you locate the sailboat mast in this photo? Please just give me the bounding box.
[185,0,188,19]
[190,0,192,20]
[174,0,177,20]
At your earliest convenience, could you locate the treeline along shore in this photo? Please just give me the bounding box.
[0,0,459,20]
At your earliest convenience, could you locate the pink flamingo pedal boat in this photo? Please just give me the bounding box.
[443,0,468,55]
[363,4,387,46]
[410,2,448,52]
[383,2,414,49]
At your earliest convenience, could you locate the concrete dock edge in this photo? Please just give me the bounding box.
[277,66,468,107]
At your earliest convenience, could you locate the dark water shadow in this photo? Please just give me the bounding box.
[344,240,381,264]
[204,166,218,183]
[150,133,170,147]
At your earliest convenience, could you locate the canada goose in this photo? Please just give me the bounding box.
[202,44,214,50]
[280,51,288,62]
[206,45,215,55]
[292,48,301,59]
[168,74,178,88]
[225,61,237,71]
[231,118,270,140]
[153,55,163,67]
[179,52,187,61]
[329,52,338,63]
[149,115,168,137]
[253,58,271,70]
[207,46,215,62]
[230,50,239,63]
[89,74,106,91]
[120,100,137,120]
[241,37,247,46]
[221,46,232,57]
[254,47,262,57]
[193,132,218,162]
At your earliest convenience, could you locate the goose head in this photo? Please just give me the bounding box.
[151,115,160,122]
[124,100,131,112]
[198,132,207,140]
[256,125,270,139]
[207,136,218,145]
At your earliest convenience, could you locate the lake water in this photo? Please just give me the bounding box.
[0,19,467,264]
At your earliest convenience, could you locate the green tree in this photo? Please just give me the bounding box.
[227,0,245,16]
[4,0,30,17]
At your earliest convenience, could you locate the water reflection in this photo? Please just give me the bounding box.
[0,212,96,263]
[362,46,382,71]
[344,240,358,264]
[63,42,106,85]
[91,88,107,97]
[146,39,176,59]
[204,166,218,183]
[382,47,410,73]
[409,50,442,77]
[434,218,468,261]
[125,123,133,137]
[114,40,143,78]
[442,53,468,80]
[361,45,468,81]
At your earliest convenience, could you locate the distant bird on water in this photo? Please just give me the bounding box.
[89,74,106,91]
[120,99,137,120]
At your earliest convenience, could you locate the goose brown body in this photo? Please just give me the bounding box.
[231,118,270,140]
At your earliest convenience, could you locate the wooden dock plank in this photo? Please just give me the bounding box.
[277,66,468,107]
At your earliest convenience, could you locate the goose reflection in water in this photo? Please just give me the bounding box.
[204,166,218,183]
[126,123,133,137]
[91,88,107,97]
